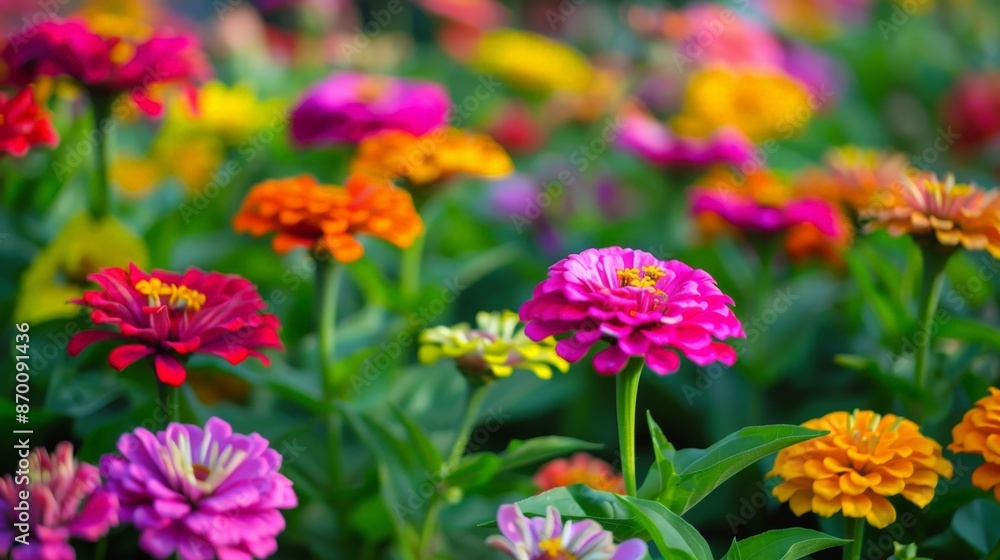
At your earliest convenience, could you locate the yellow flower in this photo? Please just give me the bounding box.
[111,155,165,196]
[472,29,594,96]
[419,310,568,381]
[350,127,513,188]
[672,68,813,142]
[162,82,285,145]
[768,410,953,529]
[950,388,1000,501]
[77,0,153,41]
[14,214,149,324]
[863,173,1000,258]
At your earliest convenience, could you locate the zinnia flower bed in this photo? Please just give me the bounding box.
[4,1,1000,560]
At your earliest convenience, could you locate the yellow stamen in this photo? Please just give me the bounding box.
[108,40,136,65]
[538,538,575,559]
[617,266,667,292]
[135,278,206,311]
[355,76,388,103]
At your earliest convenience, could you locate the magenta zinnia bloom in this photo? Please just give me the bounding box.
[1,443,118,560]
[290,72,450,146]
[488,504,647,560]
[68,263,282,386]
[690,171,842,237]
[1,18,208,116]
[100,417,297,560]
[617,105,753,168]
[520,247,744,375]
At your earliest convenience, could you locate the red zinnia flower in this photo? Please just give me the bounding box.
[68,263,282,386]
[0,86,58,157]
[2,18,208,116]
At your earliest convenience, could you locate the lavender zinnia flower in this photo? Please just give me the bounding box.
[487,504,647,560]
[1,442,118,560]
[100,417,297,560]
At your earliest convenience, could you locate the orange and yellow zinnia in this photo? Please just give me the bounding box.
[349,127,513,187]
[768,410,953,529]
[950,388,1000,501]
[863,173,1000,258]
[232,175,423,262]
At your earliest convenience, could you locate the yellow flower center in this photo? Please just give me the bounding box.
[617,265,666,291]
[538,538,575,559]
[355,76,389,103]
[135,278,206,311]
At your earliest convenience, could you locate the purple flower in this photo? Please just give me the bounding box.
[289,72,450,146]
[487,504,647,560]
[520,247,744,376]
[617,105,753,168]
[100,417,297,560]
[0,443,118,560]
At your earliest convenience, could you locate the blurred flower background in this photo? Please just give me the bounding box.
[3,0,1000,559]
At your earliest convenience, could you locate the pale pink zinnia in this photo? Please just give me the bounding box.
[519,247,744,375]
[100,417,297,560]
[1,443,118,560]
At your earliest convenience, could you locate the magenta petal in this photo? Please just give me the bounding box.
[646,347,681,375]
[154,354,187,386]
[108,344,156,371]
[67,330,119,356]
[592,344,629,375]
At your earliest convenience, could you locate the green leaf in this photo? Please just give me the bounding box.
[720,528,850,560]
[485,485,646,542]
[952,498,1000,554]
[390,404,444,474]
[938,317,1000,349]
[638,411,677,503]
[669,425,827,514]
[616,495,712,560]
[444,453,503,490]
[498,436,603,472]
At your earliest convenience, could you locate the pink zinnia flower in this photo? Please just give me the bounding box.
[0,86,59,157]
[690,170,842,237]
[519,247,744,375]
[289,72,450,146]
[100,417,297,560]
[68,263,283,387]
[488,504,647,560]
[616,103,753,168]
[1,18,208,116]
[1,443,118,560]
[416,0,507,29]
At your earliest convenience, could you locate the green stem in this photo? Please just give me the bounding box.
[316,256,345,485]
[417,498,445,559]
[158,383,178,425]
[94,536,107,560]
[616,358,644,496]
[401,232,426,302]
[913,250,950,389]
[445,383,490,472]
[88,93,113,219]
[842,516,864,560]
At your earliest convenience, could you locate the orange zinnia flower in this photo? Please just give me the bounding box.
[533,453,625,494]
[797,147,912,212]
[950,388,1000,501]
[768,410,953,529]
[863,173,1000,258]
[232,174,423,262]
[349,127,513,188]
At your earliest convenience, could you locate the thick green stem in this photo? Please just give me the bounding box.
[913,251,950,389]
[158,383,178,425]
[401,232,426,302]
[616,358,644,496]
[842,516,864,560]
[94,536,107,560]
[89,93,113,219]
[316,257,345,485]
[445,383,490,472]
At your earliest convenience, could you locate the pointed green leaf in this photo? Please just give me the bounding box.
[669,425,827,513]
[720,528,850,560]
[498,436,603,472]
[444,453,502,489]
[616,495,712,560]
[638,411,677,502]
[390,404,444,473]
